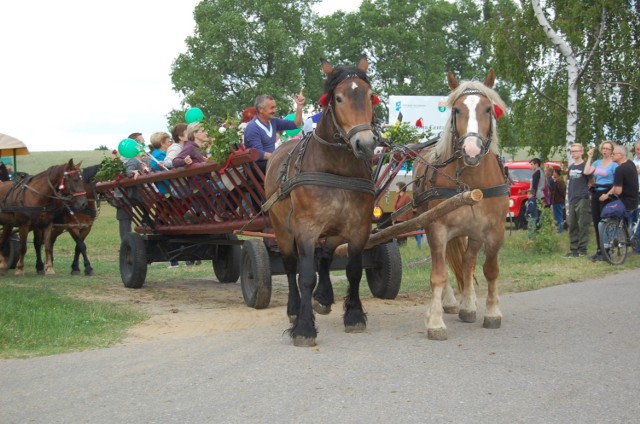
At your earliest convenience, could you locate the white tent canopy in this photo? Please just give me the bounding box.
[0,133,29,156]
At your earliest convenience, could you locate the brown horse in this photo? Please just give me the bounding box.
[264,57,379,347]
[413,69,509,340]
[0,159,87,275]
[33,164,100,275]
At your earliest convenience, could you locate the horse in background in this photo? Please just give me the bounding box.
[264,56,379,346]
[33,164,101,275]
[0,159,87,275]
[413,69,509,340]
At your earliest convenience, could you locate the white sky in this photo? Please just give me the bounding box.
[0,0,361,152]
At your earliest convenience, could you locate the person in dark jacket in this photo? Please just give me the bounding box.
[551,168,566,233]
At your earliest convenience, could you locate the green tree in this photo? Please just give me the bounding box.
[171,0,321,121]
[485,0,640,160]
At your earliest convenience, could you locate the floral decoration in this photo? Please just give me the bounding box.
[382,121,433,145]
[203,116,246,165]
[94,150,126,182]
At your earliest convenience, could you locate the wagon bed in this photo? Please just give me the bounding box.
[95,147,411,309]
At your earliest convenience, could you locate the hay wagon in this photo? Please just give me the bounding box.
[95,147,422,309]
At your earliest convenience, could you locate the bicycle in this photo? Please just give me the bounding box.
[598,204,640,265]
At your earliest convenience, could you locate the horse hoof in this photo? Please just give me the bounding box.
[312,300,331,315]
[345,323,366,333]
[71,270,81,276]
[459,310,476,323]
[14,270,24,276]
[483,317,501,329]
[443,305,459,314]
[85,270,95,276]
[427,328,448,341]
[293,336,317,347]
[37,270,46,276]
[288,315,297,324]
[45,270,55,276]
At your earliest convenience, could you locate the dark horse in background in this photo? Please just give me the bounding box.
[33,164,101,275]
[0,159,87,275]
[413,69,509,340]
[264,57,379,346]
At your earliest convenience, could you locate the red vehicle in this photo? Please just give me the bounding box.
[504,161,562,229]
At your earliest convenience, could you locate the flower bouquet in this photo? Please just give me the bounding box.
[94,150,126,182]
[203,116,246,165]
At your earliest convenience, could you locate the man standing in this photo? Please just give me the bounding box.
[551,168,566,233]
[602,144,640,253]
[244,92,305,174]
[565,144,591,257]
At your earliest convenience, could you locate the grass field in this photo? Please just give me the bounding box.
[9,150,107,175]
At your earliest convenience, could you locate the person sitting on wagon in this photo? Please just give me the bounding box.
[243,92,305,175]
[149,131,172,195]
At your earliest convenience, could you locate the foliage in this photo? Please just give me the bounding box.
[170,0,320,121]
[484,0,640,158]
[202,116,246,164]
[95,145,109,151]
[382,122,427,145]
[528,201,559,254]
[94,150,126,182]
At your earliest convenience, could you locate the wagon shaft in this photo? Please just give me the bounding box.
[334,189,483,256]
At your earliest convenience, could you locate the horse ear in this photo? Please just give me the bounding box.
[67,158,74,168]
[320,58,333,76]
[76,160,83,169]
[357,55,368,73]
[447,71,459,90]
[484,69,496,88]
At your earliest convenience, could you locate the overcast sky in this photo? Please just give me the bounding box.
[0,0,361,152]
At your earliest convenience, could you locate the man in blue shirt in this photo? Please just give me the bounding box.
[244,92,305,174]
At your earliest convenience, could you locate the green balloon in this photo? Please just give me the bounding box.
[283,113,301,137]
[118,138,141,159]
[185,107,204,123]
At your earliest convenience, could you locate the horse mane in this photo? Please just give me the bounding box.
[82,164,102,182]
[324,64,370,95]
[430,79,507,162]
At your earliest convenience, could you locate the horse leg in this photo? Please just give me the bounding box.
[458,239,482,323]
[312,244,334,315]
[343,250,367,333]
[442,283,459,314]
[0,225,13,274]
[14,226,29,276]
[283,254,300,323]
[33,229,45,275]
[43,225,55,275]
[68,230,83,275]
[289,239,318,347]
[425,234,448,340]
[482,243,503,329]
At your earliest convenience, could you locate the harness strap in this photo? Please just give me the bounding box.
[261,172,375,214]
[414,184,510,208]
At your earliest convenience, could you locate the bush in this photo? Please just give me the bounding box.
[529,201,559,254]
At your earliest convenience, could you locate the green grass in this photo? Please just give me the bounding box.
[11,150,106,175]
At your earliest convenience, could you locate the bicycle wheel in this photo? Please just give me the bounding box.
[599,218,628,265]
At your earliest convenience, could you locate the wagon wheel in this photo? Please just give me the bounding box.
[366,241,402,299]
[213,234,242,283]
[240,239,272,309]
[119,233,147,289]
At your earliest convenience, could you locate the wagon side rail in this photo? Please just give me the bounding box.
[95,149,271,235]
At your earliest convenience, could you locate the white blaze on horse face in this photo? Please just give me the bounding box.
[462,95,482,158]
[351,81,358,90]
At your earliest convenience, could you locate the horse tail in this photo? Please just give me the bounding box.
[445,236,467,292]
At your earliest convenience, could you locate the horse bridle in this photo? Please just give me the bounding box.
[312,77,380,151]
[449,88,496,163]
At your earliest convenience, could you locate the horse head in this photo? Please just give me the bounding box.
[318,56,379,160]
[446,69,504,167]
[57,159,88,211]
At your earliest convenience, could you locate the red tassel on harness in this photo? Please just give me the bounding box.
[372,95,380,105]
[318,93,329,108]
[493,104,504,120]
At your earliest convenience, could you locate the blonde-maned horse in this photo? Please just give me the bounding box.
[413,69,509,340]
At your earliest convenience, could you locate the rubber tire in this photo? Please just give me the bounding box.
[120,233,147,289]
[366,241,402,299]
[8,233,19,270]
[240,239,272,309]
[213,234,242,283]
[599,219,628,265]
